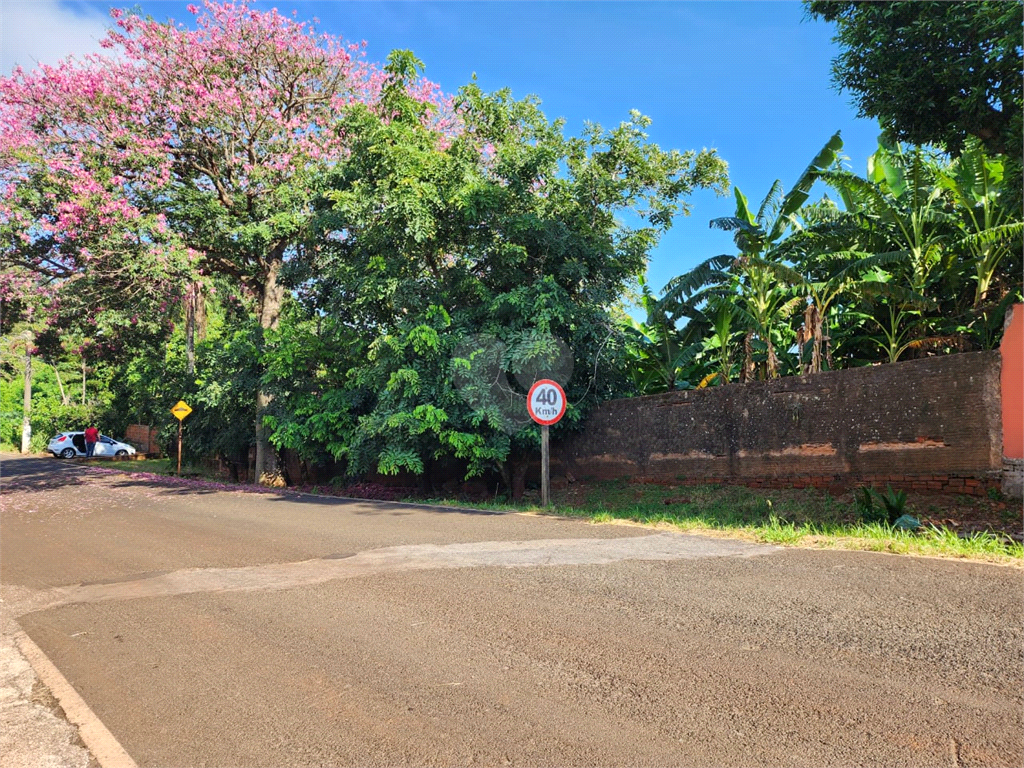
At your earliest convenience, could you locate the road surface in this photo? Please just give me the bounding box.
[2,454,1021,767]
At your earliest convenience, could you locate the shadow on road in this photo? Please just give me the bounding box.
[1,453,507,517]
[0,455,90,493]
[261,492,508,517]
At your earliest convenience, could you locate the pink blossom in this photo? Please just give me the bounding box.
[0,0,461,317]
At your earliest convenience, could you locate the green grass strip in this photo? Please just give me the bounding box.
[416,489,1023,567]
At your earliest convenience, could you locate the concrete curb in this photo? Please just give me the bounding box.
[14,631,136,768]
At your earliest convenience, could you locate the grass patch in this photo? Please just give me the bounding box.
[81,456,213,479]
[417,480,1023,566]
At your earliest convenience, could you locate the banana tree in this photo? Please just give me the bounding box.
[937,138,1023,309]
[820,141,955,298]
[705,132,844,378]
[624,274,708,393]
[775,208,933,373]
[702,294,740,385]
[818,138,1021,354]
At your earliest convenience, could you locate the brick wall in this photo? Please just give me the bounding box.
[554,352,1003,496]
[124,424,161,456]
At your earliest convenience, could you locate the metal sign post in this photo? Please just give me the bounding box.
[170,400,193,476]
[541,424,550,507]
[526,379,566,507]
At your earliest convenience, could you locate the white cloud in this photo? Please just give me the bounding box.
[1,0,112,75]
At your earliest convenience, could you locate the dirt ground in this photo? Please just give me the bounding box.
[901,491,1022,538]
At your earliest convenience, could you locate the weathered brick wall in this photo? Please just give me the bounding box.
[554,352,1003,495]
[125,424,161,456]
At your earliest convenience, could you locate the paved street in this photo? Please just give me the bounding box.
[1,453,1022,767]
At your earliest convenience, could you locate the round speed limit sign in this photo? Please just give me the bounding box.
[527,379,567,425]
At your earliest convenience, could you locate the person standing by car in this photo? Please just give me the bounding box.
[84,425,99,458]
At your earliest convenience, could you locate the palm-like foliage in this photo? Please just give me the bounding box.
[819,141,955,297]
[702,293,739,385]
[937,138,1023,309]
[696,132,843,379]
[624,133,1021,393]
[815,138,1020,354]
[778,194,934,372]
[709,130,844,253]
[623,275,705,393]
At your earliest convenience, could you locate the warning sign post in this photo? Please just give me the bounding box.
[170,400,192,476]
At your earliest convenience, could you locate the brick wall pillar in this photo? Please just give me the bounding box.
[1001,304,1023,498]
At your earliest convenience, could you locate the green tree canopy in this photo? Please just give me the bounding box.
[807,1,1023,165]
[271,63,729,497]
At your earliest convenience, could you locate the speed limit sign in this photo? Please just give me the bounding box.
[527,379,566,425]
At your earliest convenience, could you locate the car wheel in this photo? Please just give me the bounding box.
[60,448,76,459]
[115,450,128,457]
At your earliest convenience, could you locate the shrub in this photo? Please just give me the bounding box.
[856,485,909,526]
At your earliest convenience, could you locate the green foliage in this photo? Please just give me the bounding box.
[877,486,908,524]
[183,323,262,464]
[279,72,728,492]
[4,62,727,488]
[807,1,1022,166]
[638,132,1022,393]
[641,133,844,387]
[855,486,877,521]
[0,397,101,452]
[856,485,909,527]
[0,327,117,451]
[621,274,704,393]
[10,16,1018,490]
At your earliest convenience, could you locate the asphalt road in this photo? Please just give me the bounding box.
[2,454,1022,767]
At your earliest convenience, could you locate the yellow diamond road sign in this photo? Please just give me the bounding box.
[171,400,193,421]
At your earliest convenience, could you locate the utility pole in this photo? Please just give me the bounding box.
[21,330,32,454]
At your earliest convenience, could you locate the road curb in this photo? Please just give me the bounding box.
[14,630,137,768]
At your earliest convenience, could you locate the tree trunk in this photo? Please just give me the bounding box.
[499,450,529,501]
[763,321,780,379]
[801,303,822,374]
[81,359,87,405]
[185,281,207,377]
[796,318,809,375]
[52,362,69,405]
[185,282,196,377]
[765,338,780,379]
[195,282,207,342]
[740,332,754,383]
[811,306,823,374]
[20,335,32,454]
[254,255,287,487]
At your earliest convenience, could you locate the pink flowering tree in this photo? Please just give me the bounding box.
[0,1,454,484]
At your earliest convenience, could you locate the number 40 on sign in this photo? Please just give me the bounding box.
[527,380,566,425]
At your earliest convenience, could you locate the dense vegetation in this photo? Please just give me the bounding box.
[2,1,1021,497]
[629,134,1022,392]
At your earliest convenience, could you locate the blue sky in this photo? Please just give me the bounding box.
[3,1,885,298]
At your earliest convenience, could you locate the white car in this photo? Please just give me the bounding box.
[48,432,137,459]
